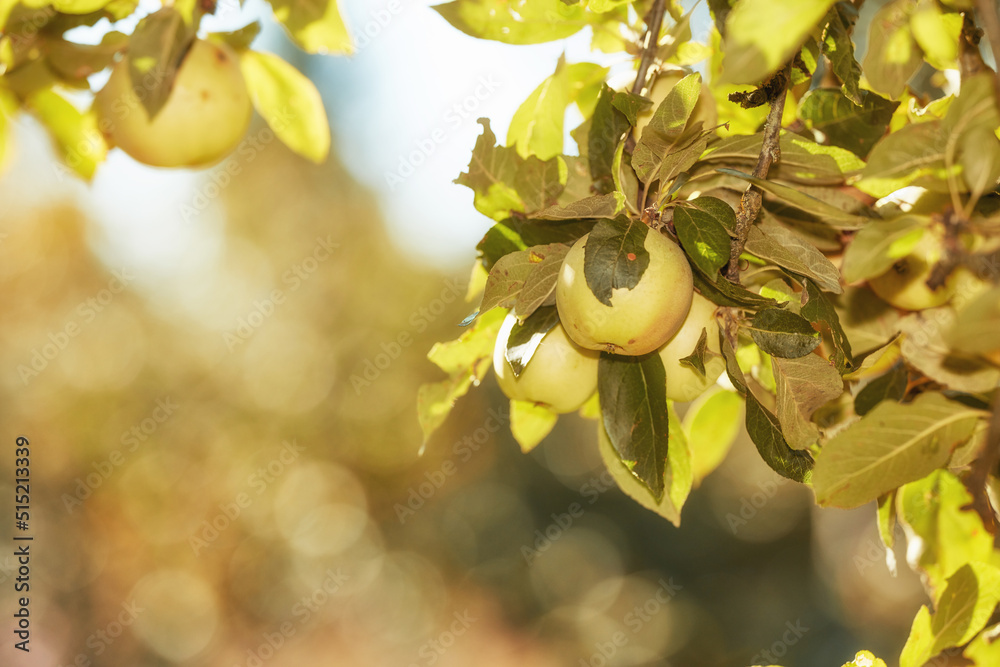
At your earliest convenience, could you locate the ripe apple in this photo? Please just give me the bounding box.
[635,67,718,139]
[492,313,599,413]
[868,233,958,310]
[657,293,725,402]
[96,39,252,168]
[555,228,694,355]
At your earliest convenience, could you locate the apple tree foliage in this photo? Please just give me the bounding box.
[417,0,1000,664]
[0,0,345,173]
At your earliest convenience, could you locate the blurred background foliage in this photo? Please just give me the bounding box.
[0,0,940,665]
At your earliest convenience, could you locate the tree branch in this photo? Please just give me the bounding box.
[631,0,668,96]
[725,64,790,282]
[962,391,1000,535]
[976,0,1000,108]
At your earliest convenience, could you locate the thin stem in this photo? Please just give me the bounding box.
[725,64,790,282]
[962,390,1000,535]
[631,0,668,96]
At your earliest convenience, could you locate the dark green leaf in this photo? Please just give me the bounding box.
[722,337,814,483]
[801,279,853,372]
[693,270,782,309]
[506,306,560,376]
[799,88,898,158]
[854,361,908,416]
[599,352,671,500]
[678,327,709,376]
[633,73,702,184]
[687,195,738,234]
[45,31,128,81]
[820,3,863,104]
[611,90,650,126]
[583,218,650,306]
[748,308,821,358]
[127,7,196,119]
[515,155,565,212]
[673,204,731,279]
[588,84,631,193]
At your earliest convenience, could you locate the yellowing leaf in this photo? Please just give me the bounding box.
[268,0,352,55]
[240,50,330,163]
[683,387,743,485]
[910,0,961,71]
[812,393,983,508]
[29,88,106,179]
[721,0,837,84]
[509,400,558,452]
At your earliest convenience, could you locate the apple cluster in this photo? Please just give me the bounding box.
[493,228,726,413]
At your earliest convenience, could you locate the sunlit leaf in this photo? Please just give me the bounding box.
[240,50,330,163]
[268,0,352,54]
[684,387,744,485]
[509,399,558,452]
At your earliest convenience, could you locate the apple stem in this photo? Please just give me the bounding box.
[725,63,790,283]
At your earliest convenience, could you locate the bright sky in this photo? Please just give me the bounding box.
[4,0,711,280]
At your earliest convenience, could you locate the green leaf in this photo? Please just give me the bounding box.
[678,327,709,377]
[899,308,1000,394]
[633,73,702,183]
[821,3,863,104]
[943,73,1000,205]
[418,309,506,442]
[268,0,352,54]
[772,354,843,449]
[434,0,586,44]
[598,353,671,501]
[684,387,744,485]
[812,393,984,508]
[583,218,650,306]
[703,132,867,183]
[206,22,262,52]
[673,203,730,280]
[840,216,927,284]
[477,218,593,268]
[716,168,869,228]
[611,90,649,127]
[28,88,106,179]
[949,284,1000,356]
[457,119,526,220]
[588,84,631,193]
[747,308,821,359]
[798,89,899,158]
[127,7,195,119]
[514,244,570,320]
[531,193,624,220]
[801,279,853,372]
[863,0,922,99]
[721,0,838,84]
[597,401,692,525]
[842,651,887,667]
[722,337,815,482]
[910,0,961,71]
[240,50,330,163]
[693,270,782,309]
[508,56,572,160]
[963,622,1000,664]
[45,31,128,82]
[687,195,738,233]
[743,221,843,294]
[854,361,908,416]
[509,400,558,452]
[514,155,566,212]
[480,247,541,314]
[899,469,995,591]
[855,121,957,198]
[902,562,1000,666]
[505,305,560,376]
[878,490,897,549]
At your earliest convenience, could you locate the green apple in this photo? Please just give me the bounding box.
[657,293,725,402]
[869,233,958,310]
[556,228,694,355]
[96,39,252,168]
[492,313,599,413]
